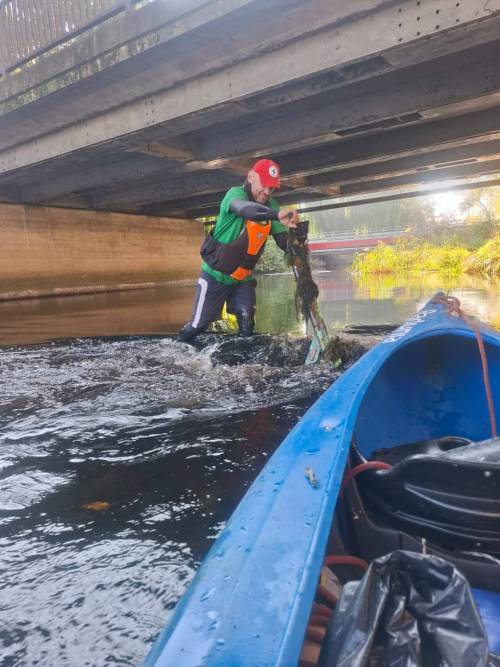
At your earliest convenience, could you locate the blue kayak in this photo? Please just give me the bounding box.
[145,294,500,666]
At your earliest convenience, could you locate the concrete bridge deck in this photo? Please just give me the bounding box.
[1,0,500,219]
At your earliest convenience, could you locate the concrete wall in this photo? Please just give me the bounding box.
[0,203,204,300]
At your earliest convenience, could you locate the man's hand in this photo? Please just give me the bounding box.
[278,208,299,229]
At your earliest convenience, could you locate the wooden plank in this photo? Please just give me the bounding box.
[45,0,58,46]
[53,0,65,36]
[2,3,14,67]
[0,3,9,75]
[24,0,39,58]
[36,0,50,50]
[71,0,83,30]
[12,2,26,63]
[1,0,127,72]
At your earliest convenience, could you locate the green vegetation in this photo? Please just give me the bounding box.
[464,235,500,278]
[352,235,500,278]
[352,237,469,276]
[350,186,500,279]
[254,238,288,274]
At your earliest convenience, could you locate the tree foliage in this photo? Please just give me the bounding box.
[254,238,288,274]
[459,187,500,240]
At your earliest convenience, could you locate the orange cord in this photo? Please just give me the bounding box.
[341,461,392,496]
[323,554,370,572]
[311,603,333,618]
[316,584,339,607]
[308,614,330,628]
[306,625,326,643]
[432,295,497,437]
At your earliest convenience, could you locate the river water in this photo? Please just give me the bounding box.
[0,267,498,666]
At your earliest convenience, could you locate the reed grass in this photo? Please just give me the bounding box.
[352,236,500,278]
[463,235,500,277]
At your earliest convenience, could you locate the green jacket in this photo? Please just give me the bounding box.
[201,186,288,285]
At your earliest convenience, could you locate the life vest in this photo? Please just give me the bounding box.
[200,220,272,280]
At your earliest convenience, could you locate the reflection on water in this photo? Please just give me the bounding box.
[1,267,497,348]
[256,269,500,334]
[0,284,195,347]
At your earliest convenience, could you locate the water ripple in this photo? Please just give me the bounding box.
[0,333,361,665]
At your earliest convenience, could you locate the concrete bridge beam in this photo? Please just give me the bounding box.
[306,140,500,188]
[339,158,500,196]
[276,107,500,177]
[8,103,500,212]
[43,43,500,212]
[1,0,499,177]
[197,43,500,162]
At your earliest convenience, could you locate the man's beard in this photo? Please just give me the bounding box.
[244,179,269,203]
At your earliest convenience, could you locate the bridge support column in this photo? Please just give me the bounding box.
[0,203,204,300]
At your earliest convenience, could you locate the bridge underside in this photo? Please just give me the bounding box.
[1,0,500,219]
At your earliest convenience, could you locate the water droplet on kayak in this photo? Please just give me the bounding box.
[217,638,225,646]
[240,525,248,532]
[207,609,219,631]
[321,416,343,431]
[306,446,319,453]
[200,589,213,602]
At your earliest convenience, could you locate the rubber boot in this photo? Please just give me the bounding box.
[236,309,255,337]
[176,324,202,343]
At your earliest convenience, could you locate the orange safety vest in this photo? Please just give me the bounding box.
[200,219,272,281]
[230,220,272,281]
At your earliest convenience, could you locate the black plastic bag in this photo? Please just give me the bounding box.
[321,550,491,667]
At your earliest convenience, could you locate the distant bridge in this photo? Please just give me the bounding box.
[308,222,473,253]
[309,228,414,253]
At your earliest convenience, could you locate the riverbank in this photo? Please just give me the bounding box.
[352,236,500,279]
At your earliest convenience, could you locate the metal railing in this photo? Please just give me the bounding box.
[311,222,474,243]
[312,226,413,242]
[0,0,133,77]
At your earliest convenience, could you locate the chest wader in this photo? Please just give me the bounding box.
[201,220,272,336]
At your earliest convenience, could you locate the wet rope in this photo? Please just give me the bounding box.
[432,295,497,438]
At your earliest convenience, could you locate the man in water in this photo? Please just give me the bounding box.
[177,159,299,342]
